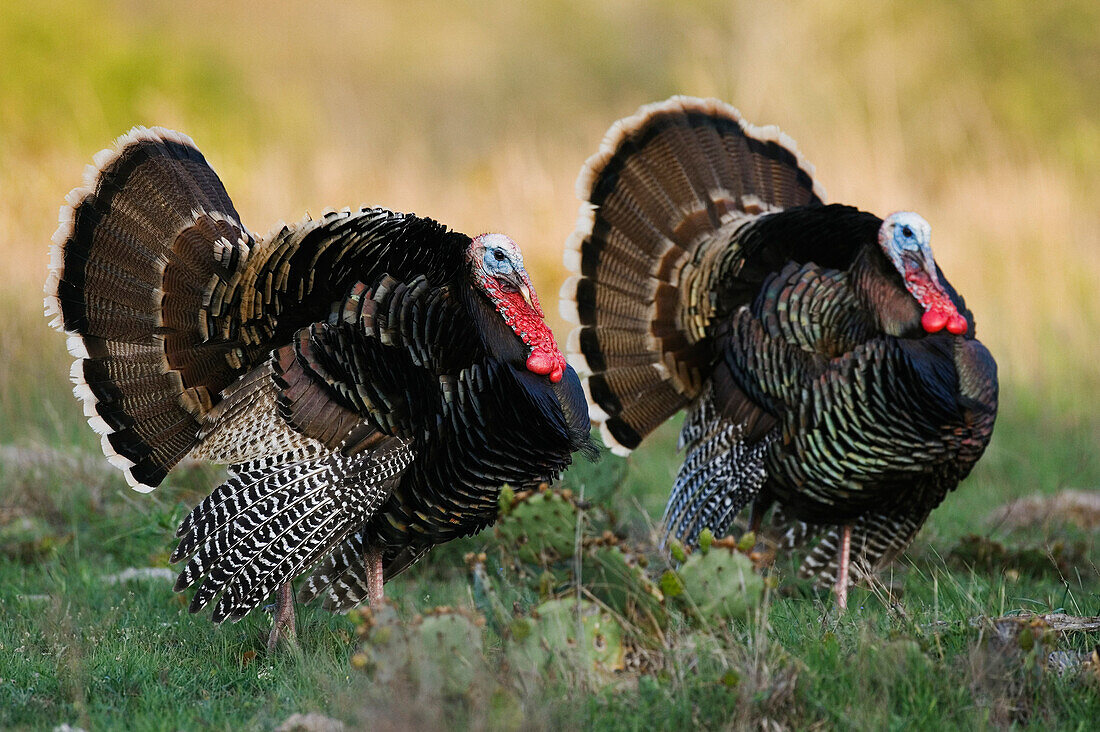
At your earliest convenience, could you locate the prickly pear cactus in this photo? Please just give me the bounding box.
[507,598,625,680]
[494,486,578,565]
[415,608,487,697]
[351,604,487,697]
[581,545,666,632]
[349,603,405,684]
[672,543,764,624]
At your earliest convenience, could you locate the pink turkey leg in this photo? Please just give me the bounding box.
[365,546,384,606]
[835,525,851,612]
[267,582,297,651]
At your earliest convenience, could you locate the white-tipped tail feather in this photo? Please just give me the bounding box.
[561,96,825,454]
[46,125,251,491]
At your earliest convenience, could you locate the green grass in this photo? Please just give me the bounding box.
[2,388,1098,730]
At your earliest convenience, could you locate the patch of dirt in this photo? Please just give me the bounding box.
[275,713,346,732]
[102,567,176,584]
[947,534,1088,577]
[989,490,1100,531]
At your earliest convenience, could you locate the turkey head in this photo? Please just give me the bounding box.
[467,233,566,382]
[878,212,968,335]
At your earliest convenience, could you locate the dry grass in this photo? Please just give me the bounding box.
[3,1,1098,413]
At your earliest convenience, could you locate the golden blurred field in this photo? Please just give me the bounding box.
[2,0,1098,432]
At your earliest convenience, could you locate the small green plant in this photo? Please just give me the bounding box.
[0,516,68,561]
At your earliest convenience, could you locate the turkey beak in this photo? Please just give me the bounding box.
[504,271,535,308]
[518,282,534,310]
[496,272,538,311]
[901,250,933,282]
[901,251,947,297]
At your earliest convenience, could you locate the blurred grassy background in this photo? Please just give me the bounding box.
[2,0,1099,449]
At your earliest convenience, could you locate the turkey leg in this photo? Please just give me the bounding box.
[835,524,851,612]
[267,582,297,651]
[365,546,385,606]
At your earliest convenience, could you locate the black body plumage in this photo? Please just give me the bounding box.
[561,97,997,584]
[47,127,592,621]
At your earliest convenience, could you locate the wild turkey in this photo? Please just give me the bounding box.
[46,127,594,648]
[560,97,998,608]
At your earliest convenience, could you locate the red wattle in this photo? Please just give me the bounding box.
[946,313,968,335]
[526,352,553,375]
[482,273,567,382]
[525,348,567,381]
[921,310,947,333]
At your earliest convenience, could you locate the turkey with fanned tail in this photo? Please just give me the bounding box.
[46,127,594,648]
[560,97,997,609]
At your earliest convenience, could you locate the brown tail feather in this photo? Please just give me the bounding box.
[601,381,691,450]
[562,96,825,454]
[46,127,256,490]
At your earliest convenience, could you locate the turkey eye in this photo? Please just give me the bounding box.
[901,226,913,239]
[493,249,506,261]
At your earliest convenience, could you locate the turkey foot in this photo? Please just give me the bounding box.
[267,582,297,651]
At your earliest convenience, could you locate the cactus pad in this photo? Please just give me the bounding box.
[508,598,625,678]
[674,544,764,624]
[494,488,578,565]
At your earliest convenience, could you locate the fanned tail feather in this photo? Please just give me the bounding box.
[45,127,257,489]
[561,96,825,455]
